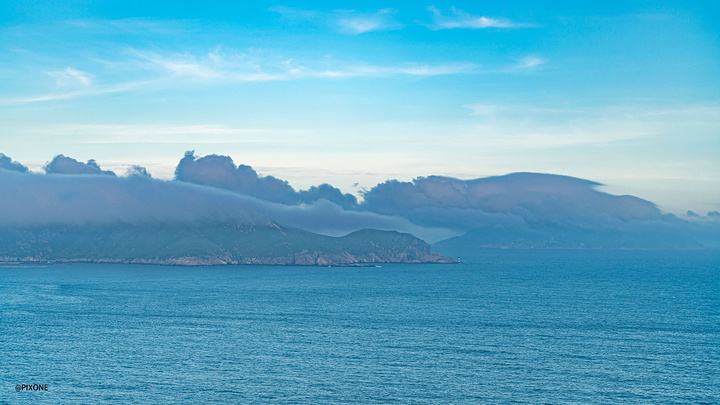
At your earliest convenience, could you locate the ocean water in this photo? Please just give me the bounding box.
[1,250,719,404]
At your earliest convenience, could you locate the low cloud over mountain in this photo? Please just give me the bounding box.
[360,174,665,232]
[0,154,446,241]
[44,155,117,176]
[0,152,717,249]
[0,153,29,173]
[175,151,357,208]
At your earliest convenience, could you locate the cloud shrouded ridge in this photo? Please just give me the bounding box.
[44,155,117,176]
[174,151,358,209]
[0,151,716,246]
[361,174,663,230]
[0,153,29,173]
[0,152,444,241]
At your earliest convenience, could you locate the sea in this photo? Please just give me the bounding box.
[1,250,718,404]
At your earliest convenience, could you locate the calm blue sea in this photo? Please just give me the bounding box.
[1,250,719,404]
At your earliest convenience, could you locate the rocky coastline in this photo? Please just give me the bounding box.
[0,222,456,267]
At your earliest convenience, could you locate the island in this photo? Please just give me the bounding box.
[0,221,456,266]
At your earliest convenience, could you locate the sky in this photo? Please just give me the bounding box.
[1,0,718,214]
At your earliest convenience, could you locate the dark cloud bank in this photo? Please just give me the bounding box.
[1,152,718,250]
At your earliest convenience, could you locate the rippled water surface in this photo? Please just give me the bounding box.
[1,250,719,404]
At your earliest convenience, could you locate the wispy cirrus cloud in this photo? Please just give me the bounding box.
[427,6,535,30]
[8,38,559,105]
[7,44,555,104]
[131,48,478,81]
[270,5,534,33]
[270,6,400,34]
[315,62,478,78]
[515,56,547,70]
[0,80,154,104]
[48,67,93,87]
[0,47,478,104]
[337,9,401,34]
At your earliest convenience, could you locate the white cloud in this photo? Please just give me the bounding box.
[337,9,400,34]
[1,51,476,103]
[271,6,400,34]
[48,67,93,87]
[338,17,386,34]
[4,43,541,105]
[133,49,477,81]
[428,6,533,30]
[0,79,155,104]
[516,56,547,69]
[137,53,219,79]
[270,5,533,33]
[325,62,478,78]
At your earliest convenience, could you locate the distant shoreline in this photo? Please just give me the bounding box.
[0,259,458,267]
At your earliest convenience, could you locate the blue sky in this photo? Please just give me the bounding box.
[1,0,718,214]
